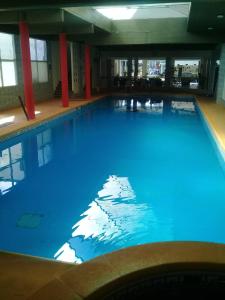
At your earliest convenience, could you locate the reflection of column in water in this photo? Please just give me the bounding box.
[63,119,76,156]
[133,99,138,112]
[126,99,131,111]
[163,99,172,116]
[140,100,145,109]
[24,135,39,176]
[126,99,138,112]
[72,117,78,155]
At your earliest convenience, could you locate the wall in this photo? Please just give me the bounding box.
[0,34,54,110]
[217,44,225,104]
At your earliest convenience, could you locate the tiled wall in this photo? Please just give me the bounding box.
[0,35,54,110]
[217,44,225,104]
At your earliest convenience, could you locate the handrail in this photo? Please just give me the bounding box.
[18,96,29,120]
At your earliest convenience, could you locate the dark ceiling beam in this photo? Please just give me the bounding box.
[0,23,95,35]
[0,9,64,24]
[29,24,94,35]
[0,9,96,36]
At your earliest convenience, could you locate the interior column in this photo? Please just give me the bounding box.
[59,32,69,107]
[19,21,35,120]
[134,58,138,79]
[165,57,173,87]
[85,44,91,99]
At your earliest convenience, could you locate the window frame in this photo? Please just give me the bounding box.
[30,38,48,84]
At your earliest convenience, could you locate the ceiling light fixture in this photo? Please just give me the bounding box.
[217,14,224,19]
[208,27,214,30]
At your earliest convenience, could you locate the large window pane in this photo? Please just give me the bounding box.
[172,59,200,89]
[30,38,48,83]
[31,62,38,82]
[0,33,15,60]
[29,38,37,60]
[38,62,48,82]
[1,61,16,86]
[36,40,47,61]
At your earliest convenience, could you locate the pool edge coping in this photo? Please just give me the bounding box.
[196,97,225,164]
[2,242,225,300]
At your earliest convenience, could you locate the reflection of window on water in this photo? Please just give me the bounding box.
[0,143,25,195]
[115,99,163,114]
[171,101,195,114]
[37,129,52,167]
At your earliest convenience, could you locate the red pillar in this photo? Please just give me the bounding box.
[19,21,35,120]
[85,44,91,99]
[59,33,69,107]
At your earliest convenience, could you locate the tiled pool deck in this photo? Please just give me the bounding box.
[1,93,225,299]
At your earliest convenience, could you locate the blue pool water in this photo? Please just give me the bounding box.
[1,96,225,263]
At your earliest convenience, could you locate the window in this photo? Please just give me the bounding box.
[172,59,200,89]
[30,38,48,83]
[0,33,17,87]
[138,59,166,80]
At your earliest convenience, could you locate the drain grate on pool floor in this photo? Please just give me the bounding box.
[16,213,43,229]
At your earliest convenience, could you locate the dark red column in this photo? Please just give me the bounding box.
[85,44,91,99]
[19,21,35,120]
[59,33,69,107]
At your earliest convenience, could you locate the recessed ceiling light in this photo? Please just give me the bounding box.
[217,14,224,19]
[208,27,214,30]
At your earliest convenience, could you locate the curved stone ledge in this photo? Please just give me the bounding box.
[2,242,225,299]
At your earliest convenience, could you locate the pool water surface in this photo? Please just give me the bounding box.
[0,96,225,263]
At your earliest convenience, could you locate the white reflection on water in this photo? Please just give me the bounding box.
[54,175,161,263]
[115,99,163,114]
[171,101,195,114]
[54,242,82,264]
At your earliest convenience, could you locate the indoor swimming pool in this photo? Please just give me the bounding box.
[1,96,225,263]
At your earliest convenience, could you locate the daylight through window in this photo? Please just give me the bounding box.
[30,38,48,83]
[0,33,17,87]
